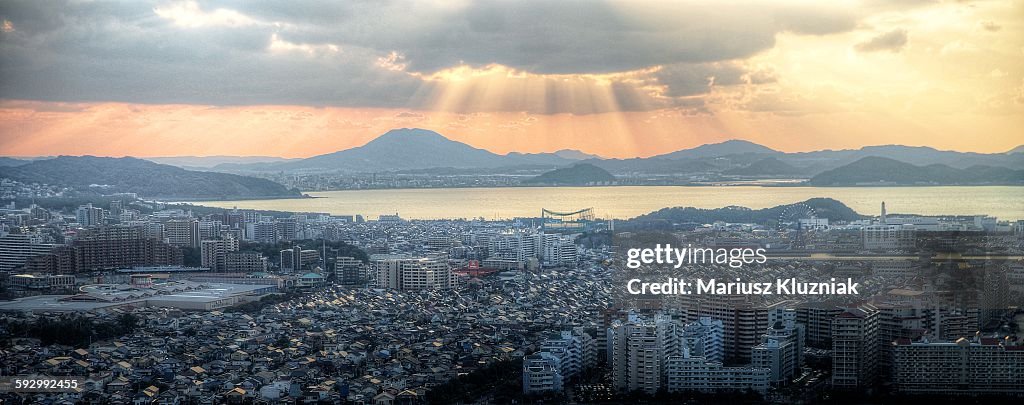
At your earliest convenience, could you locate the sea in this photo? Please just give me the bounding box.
[184,186,1024,221]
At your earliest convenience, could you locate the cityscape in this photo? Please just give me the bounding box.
[0,191,1022,403]
[2,0,1023,404]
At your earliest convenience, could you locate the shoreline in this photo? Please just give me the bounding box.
[179,185,1024,221]
[279,183,1024,194]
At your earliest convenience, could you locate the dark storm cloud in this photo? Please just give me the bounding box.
[0,0,864,112]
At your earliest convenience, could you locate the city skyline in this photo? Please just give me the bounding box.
[1,0,1023,158]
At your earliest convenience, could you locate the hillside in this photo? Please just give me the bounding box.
[0,156,301,199]
[523,163,616,185]
[808,156,1024,186]
[723,157,803,176]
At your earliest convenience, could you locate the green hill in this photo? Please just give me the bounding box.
[625,198,863,229]
[523,163,616,185]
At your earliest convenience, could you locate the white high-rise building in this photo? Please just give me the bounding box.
[542,234,579,267]
[832,303,880,389]
[372,255,451,291]
[751,308,804,386]
[164,218,200,248]
[681,316,725,364]
[608,313,728,395]
[200,238,239,271]
[892,336,1024,395]
[522,352,564,394]
[0,233,58,272]
[664,351,770,394]
[523,329,597,394]
[863,224,916,250]
[75,203,105,227]
[608,313,673,394]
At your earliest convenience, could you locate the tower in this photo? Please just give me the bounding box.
[880,201,887,224]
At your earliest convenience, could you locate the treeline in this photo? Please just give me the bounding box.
[425,359,524,404]
[224,292,303,314]
[240,239,369,265]
[623,197,862,231]
[0,313,139,347]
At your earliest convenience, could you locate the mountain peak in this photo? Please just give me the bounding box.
[654,139,777,160]
[371,128,449,143]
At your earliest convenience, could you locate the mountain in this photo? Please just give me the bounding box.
[146,156,297,169]
[205,128,1023,180]
[270,128,505,171]
[782,145,1024,172]
[523,163,616,185]
[808,156,1024,186]
[227,128,580,172]
[1006,145,1024,154]
[0,156,301,199]
[0,157,30,167]
[652,140,778,160]
[723,157,804,176]
[551,149,603,160]
[504,149,603,165]
[584,157,717,174]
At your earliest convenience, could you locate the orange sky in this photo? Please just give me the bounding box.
[0,1,1021,158]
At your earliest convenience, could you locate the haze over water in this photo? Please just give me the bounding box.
[191,186,1024,221]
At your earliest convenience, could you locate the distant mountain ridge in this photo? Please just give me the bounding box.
[0,156,301,199]
[0,157,30,167]
[146,156,297,169]
[808,156,1024,186]
[120,128,1023,186]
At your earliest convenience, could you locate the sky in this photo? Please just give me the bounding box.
[0,0,1022,159]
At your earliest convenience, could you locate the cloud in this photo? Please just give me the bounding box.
[0,0,873,113]
[854,29,909,53]
[979,20,1001,32]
